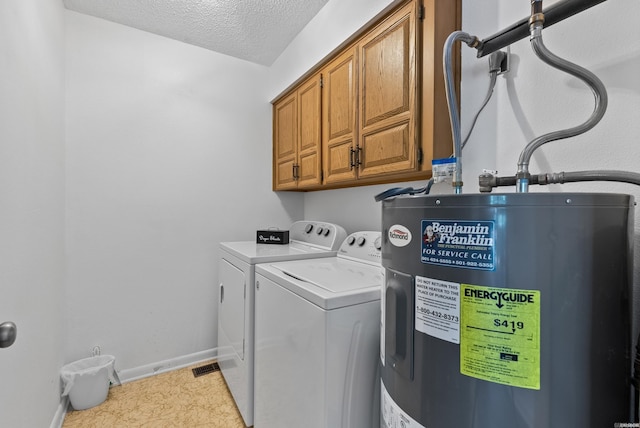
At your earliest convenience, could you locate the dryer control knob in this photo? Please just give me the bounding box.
[317,227,324,235]
[347,236,356,245]
[323,228,330,236]
[357,236,366,246]
[305,224,314,233]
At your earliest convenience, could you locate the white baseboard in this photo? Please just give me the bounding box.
[116,348,219,385]
[49,396,69,428]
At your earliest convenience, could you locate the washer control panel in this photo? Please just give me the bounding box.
[338,231,382,264]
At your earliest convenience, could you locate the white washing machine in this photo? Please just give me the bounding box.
[218,221,346,427]
[254,231,382,428]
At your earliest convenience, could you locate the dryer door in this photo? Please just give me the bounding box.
[219,258,246,360]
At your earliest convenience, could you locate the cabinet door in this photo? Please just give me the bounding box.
[297,75,322,188]
[358,1,417,178]
[322,47,358,184]
[273,92,297,190]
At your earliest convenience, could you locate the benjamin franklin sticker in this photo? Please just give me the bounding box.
[421,220,495,271]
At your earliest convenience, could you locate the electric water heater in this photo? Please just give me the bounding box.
[381,192,633,427]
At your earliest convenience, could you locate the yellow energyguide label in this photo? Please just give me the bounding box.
[460,284,540,390]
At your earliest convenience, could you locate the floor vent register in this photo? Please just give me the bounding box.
[192,362,220,378]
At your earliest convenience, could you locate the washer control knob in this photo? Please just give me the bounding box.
[305,224,314,234]
[317,227,324,235]
[357,236,366,247]
[374,237,382,250]
[323,228,330,236]
[347,236,356,246]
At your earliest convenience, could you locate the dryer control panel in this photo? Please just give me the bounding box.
[337,231,382,265]
[288,221,347,250]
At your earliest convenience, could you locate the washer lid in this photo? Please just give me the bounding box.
[256,258,382,309]
[220,241,336,264]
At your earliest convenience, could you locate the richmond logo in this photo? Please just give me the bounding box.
[388,224,412,247]
[390,229,409,240]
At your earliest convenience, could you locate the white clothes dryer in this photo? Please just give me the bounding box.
[254,231,382,428]
[218,221,346,427]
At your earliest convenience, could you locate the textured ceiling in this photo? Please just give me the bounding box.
[63,0,330,66]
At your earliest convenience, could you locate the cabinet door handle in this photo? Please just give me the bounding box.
[356,146,363,167]
[293,164,300,180]
[349,147,356,170]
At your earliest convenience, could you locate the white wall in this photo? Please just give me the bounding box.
[65,11,303,373]
[0,1,66,426]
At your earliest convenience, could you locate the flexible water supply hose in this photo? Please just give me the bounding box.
[443,31,479,194]
[515,4,608,192]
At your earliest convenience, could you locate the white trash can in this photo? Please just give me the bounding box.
[60,355,115,410]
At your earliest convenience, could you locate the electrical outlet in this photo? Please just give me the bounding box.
[489,48,510,75]
[499,48,510,75]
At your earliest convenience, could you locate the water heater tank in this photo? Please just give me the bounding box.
[381,192,634,427]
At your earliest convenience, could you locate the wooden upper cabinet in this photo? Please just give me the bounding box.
[273,92,297,190]
[358,1,416,179]
[297,76,322,188]
[272,0,460,191]
[273,74,322,190]
[322,47,358,184]
[323,1,417,186]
